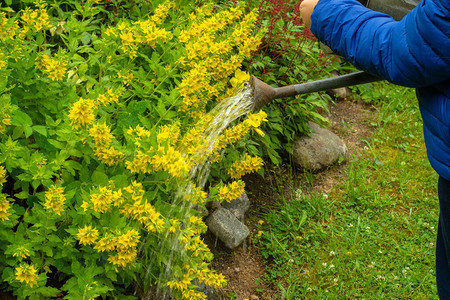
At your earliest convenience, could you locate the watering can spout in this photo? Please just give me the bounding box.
[250,71,382,112]
[250,75,277,111]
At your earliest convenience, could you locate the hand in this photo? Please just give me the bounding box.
[300,0,320,28]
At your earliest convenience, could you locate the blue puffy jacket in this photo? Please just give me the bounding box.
[310,0,450,179]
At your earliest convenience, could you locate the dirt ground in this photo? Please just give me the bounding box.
[206,98,377,299]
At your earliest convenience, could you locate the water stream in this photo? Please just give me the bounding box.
[143,84,255,299]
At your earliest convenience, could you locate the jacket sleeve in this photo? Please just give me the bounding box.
[310,0,450,88]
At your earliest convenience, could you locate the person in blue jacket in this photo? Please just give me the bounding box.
[300,0,450,297]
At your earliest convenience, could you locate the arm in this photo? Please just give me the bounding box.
[307,0,450,88]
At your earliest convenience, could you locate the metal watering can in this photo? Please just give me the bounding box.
[251,0,421,111]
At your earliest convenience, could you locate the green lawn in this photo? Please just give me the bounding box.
[254,83,439,299]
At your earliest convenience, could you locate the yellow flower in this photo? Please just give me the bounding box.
[21,3,52,32]
[0,195,11,221]
[0,165,7,186]
[43,184,66,216]
[107,249,137,269]
[217,180,245,203]
[68,98,96,129]
[13,246,30,259]
[94,146,124,166]
[94,233,116,252]
[90,186,113,213]
[89,122,113,147]
[115,229,140,252]
[230,69,250,88]
[244,110,268,128]
[228,154,264,179]
[35,53,67,81]
[77,225,99,246]
[15,264,39,288]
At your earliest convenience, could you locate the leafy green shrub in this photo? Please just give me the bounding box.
[0,1,267,299]
[240,0,343,164]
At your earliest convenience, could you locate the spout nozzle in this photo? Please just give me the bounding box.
[250,75,277,111]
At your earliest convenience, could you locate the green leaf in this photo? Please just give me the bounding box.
[24,126,33,138]
[92,170,109,186]
[12,110,33,127]
[32,125,47,137]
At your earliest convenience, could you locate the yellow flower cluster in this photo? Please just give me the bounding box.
[89,123,113,147]
[0,165,7,186]
[77,223,140,270]
[13,246,30,259]
[178,4,262,117]
[106,229,140,269]
[77,225,99,246]
[126,124,191,179]
[209,111,267,163]
[15,263,39,288]
[151,1,176,25]
[104,3,173,59]
[96,88,121,106]
[94,147,124,166]
[68,90,124,165]
[118,70,135,87]
[43,184,66,216]
[0,57,6,70]
[68,98,96,129]
[0,98,13,134]
[166,263,226,300]
[35,52,68,81]
[89,185,122,214]
[218,180,245,203]
[20,1,52,33]
[0,12,18,42]
[83,181,164,234]
[0,194,11,221]
[184,185,208,205]
[229,154,264,179]
[120,182,165,233]
[152,146,190,179]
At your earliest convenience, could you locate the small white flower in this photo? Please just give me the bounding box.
[376,275,385,281]
[333,278,338,283]
[329,264,335,269]
[329,251,336,256]
[307,287,313,292]
[288,258,294,264]
[322,262,327,268]
[378,250,383,254]
[348,223,354,228]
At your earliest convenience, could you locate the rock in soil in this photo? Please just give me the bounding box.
[206,208,249,249]
[221,193,250,222]
[293,121,347,171]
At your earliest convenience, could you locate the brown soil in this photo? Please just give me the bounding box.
[206,98,377,299]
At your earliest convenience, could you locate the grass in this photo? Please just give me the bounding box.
[252,82,439,299]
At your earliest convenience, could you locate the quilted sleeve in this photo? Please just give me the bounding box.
[310,0,450,88]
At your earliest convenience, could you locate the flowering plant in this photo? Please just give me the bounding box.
[0,0,266,299]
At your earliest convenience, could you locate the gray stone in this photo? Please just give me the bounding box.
[206,208,250,249]
[221,193,250,222]
[293,122,347,171]
[194,280,224,300]
[329,71,352,100]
